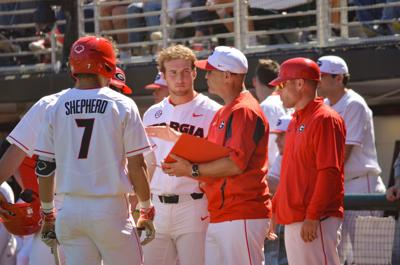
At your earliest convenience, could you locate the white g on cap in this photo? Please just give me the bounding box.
[195,46,248,74]
[317,55,349,75]
[271,115,292,133]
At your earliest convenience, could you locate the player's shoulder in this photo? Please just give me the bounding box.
[194,93,222,111]
[344,90,368,108]
[143,98,168,122]
[34,89,71,108]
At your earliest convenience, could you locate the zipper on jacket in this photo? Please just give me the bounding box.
[218,178,227,209]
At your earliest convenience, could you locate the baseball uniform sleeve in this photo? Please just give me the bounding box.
[34,112,55,159]
[343,101,368,146]
[306,116,346,220]
[124,102,151,157]
[225,108,267,171]
[7,101,46,157]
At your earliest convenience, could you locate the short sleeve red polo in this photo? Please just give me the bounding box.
[203,91,272,223]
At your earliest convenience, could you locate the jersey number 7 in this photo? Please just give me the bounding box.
[75,118,95,159]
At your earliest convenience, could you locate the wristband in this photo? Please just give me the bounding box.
[138,199,151,209]
[41,201,54,214]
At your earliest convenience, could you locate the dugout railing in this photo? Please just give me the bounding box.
[1,0,400,74]
[337,194,400,265]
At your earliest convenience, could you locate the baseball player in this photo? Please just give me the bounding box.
[0,62,134,265]
[33,36,154,265]
[265,115,292,265]
[253,59,288,168]
[142,44,221,265]
[269,57,346,265]
[317,55,386,264]
[0,182,17,265]
[149,46,272,265]
[144,72,169,104]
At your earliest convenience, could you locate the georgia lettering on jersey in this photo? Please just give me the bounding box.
[150,121,204,138]
[65,99,108,115]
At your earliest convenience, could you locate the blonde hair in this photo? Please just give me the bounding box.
[157,45,197,73]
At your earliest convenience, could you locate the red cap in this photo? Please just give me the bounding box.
[269,57,320,87]
[109,67,132,95]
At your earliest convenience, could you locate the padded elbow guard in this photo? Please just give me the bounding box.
[35,156,56,177]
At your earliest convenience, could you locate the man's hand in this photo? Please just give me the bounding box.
[266,214,278,240]
[386,184,400,202]
[161,154,192,177]
[41,214,57,248]
[301,219,319,243]
[136,206,156,246]
[145,125,181,143]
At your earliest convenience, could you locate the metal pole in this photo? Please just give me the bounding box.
[233,0,241,50]
[239,0,248,49]
[77,0,84,36]
[161,0,168,49]
[93,0,100,36]
[316,0,330,47]
[340,0,349,38]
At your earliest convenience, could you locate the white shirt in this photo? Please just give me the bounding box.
[260,94,287,168]
[7,89,69,157]
[268,154,282,181]
[325,89,381,180]
[143,94,221,195]
[35,87,151,196]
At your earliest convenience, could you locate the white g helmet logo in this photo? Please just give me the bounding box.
[74,44,85,54]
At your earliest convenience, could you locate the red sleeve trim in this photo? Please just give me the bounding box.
[34,149,55,155]
[126,145,151,155]
[7,135,30,153]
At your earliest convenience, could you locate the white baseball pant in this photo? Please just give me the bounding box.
[55,195,142,265]
[143,196,208,265]
[0,224,17,265]
[284,217,342,265]
[17,234,33,265]
[339,175,386,264]
[205,219,269,265]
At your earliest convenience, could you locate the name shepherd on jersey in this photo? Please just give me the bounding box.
[65,99,108,115]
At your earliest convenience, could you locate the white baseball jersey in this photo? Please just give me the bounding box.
[7,90,69,157]
[260,94,287,168]
[325,89,381,180]
[143,93,221,195]
[268,154,282,181]
[35,87,151,196]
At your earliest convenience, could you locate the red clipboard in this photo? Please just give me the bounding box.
[164,133,231,163]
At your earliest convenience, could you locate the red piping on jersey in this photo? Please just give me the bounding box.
[8,135,30,152]
[244,220,253,265]
[34,149,55,155]
[126,145,151,154]
[319,222,328,265]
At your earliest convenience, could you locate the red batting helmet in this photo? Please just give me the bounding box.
[269,57,320,87]
[109,67,133,95]
[69,36,116,78]
[0,191,41,236]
